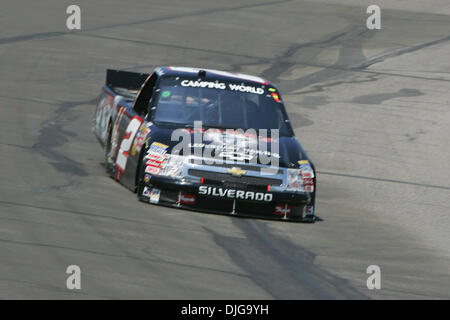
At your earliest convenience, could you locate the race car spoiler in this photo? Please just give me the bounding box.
[106,69,150,90]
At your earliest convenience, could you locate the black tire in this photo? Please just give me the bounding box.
[104,121,114,175]
[135,149,148,199]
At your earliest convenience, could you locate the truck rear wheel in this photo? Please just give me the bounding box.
[104,121,114,174]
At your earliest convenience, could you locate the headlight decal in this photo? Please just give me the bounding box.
[144,151,186,179]
[158,154,185,178]
[286,161,315,192]
[299,161,315,192]
[286,169,302,191]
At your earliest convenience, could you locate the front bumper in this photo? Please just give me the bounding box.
[139,176,316,222]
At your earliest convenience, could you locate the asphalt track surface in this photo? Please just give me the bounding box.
[0,0,449,299]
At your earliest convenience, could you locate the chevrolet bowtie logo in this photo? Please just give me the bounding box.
[227,167,246,177]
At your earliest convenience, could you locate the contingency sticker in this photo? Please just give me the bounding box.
[143,186,152,198]
[131,124,151,156]
[149,142,168,155]
[142,186,161,204]
[144,142,169,175]
[298,160,315,192]
[303,205,314,218]
[150,188,161,204]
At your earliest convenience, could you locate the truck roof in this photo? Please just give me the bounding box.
[156,66,272,86]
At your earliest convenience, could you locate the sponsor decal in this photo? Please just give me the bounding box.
[146,159,163,167]
[287,161,315,192]
[144,142,169,175]
[228,83,264,95]
[148,142,168,155]
[275,204,291,216]
[181,80,226,90]
[145,166,161,175]
[301,171,313,178]
[178,192,196,205]
[198,186,273,202]
[141,185,161,203]
[143,186,152,198]
[146,153,165,160]
[180,80,264,95]
[299,160,314,179]
[131,125,151,156]
[303,205,314,217]
[300,165,315,179]
[150,188,161,204]
[299,161,315,192]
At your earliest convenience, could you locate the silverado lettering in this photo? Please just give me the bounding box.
[198,186,273,202]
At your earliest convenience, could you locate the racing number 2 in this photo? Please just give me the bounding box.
[116,117,142,171]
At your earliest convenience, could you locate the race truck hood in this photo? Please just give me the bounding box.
[143,123,311,168]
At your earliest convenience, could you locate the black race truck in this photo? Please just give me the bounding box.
[93,66,316,222]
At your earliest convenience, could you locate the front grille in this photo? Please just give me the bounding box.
[188,169,282,186]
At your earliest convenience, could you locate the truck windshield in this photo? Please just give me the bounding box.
[152,76,293,136]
